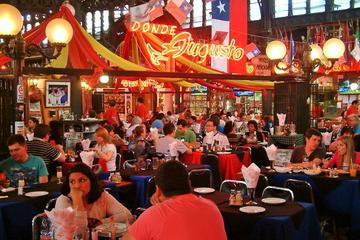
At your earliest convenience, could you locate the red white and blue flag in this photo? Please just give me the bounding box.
[244,43,260,60]
[166,0,193,25]
[211,0,247,73]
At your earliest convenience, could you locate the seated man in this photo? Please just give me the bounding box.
[290,128,325,166]
[27,124,65,179]
[175,119,196,147]
[123,161,227,240]
[203,119,230,149]
[0,134,48,185]
[156,123,192,157]
[188,115,201,135]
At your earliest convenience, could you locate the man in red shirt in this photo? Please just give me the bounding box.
[123,161,227,240]
[346,100,359,117]
[103,100,119,126]
[135,97,148,123]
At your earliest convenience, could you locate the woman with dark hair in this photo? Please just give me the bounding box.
[244,120,263,144]
[55,163,131,227]
[128,125,152,157]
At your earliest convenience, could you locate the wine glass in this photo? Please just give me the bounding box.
[56,166,63,184]
[246,188,257,205]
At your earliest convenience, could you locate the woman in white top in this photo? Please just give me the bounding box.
[93,127,117,171]
[55,163,131,227]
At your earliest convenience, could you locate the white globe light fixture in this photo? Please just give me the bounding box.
[45,18,73,45]
[310,44,323,61]
[323,38,345,60]
[266,40,287,61]
[350,82,359,91]
[0,4,23,36]
[100,75,110,84]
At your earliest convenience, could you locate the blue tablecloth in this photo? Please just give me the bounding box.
[0,183,61,239]
[268,173,360,239]
[129,175,153,208]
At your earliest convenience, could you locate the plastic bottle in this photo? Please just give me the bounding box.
[40,218,53,240]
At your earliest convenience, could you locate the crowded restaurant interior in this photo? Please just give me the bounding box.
[0,0,360,239]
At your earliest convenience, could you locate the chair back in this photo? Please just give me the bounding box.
[123,159,137,170]
[250,146,271,168]
[32,213,49,240]
[123,149,136,161]
[45,198,57,211]
[220,180,247,196]
[262,186,294,201]
[116,153,122,171]
[189,169,213,188]
[284,179,315,203]
[201,154,221,189]
[147,176,156,198]
[255,174,269,197]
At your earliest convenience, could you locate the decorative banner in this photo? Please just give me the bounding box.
[254,55,271,76]
[120,79,164,91]
[131,21,244,66]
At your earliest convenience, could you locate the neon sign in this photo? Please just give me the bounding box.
[120,79,164,91]
[130,21,245,66]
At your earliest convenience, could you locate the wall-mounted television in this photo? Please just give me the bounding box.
[234,90,254,97]
[339,79,360,95]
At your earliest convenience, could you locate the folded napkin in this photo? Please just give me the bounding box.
[277,113,286,126]
[81,139,91,151]
[234,121,242,130]
[169,141,178,157]
[321,132,332,146]
[242,163,260,189]
[80,151,95,167]
[45,207,77,240]
[229,116,236,122]
[265,144,278,161]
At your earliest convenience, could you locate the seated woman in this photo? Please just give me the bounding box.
[243,120,263,144]
[55,163,131,227]
[224,121,239,144]
[104,125,125,147]
[323,136,360,170]
[128,125,152,158]
[93,127,117,172]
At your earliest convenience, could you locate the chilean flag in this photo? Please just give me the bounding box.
[211,0,247,73]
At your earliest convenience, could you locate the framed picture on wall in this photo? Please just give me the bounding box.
[45,81,71,107]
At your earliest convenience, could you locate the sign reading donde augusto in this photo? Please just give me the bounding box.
[130,21,245,65]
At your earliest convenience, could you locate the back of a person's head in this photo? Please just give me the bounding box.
[340,126,354,136]
[157,113,165,120]
[163,123,175,135]
[133,116,143,125]
[104,124,114,133]
[137,97,144,104]
[352,100,358,105]
[177,119,187,128]
[224,121,234,135]
[305,128,321,139]
[155,160,191,197]
[167,111,172,116]
[34,124,51,138]
[191,116,197,122]
[29,117,39,125]
[7,134,26,146]
[353,134,360,152]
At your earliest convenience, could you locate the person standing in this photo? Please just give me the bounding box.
[346,100,359,118]
[135,97,148,123]
[103,100,120,126]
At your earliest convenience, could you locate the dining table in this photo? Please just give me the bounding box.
[0,182,61,239]
[263,168,360,239]
[181,151,251,180]
[121,164,210,208]
[200,191,322,240]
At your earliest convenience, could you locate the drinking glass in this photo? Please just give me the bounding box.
[56,166,63,184]
[350,164,358,177]
[246,188,257,205]
[152,157,159,170]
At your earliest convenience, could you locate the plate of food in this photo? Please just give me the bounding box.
[193,187,215,194]
[25,191,49,197]
[239,206,266,214]
[274,167,291,173]
[303,169,322,176]
[216,152,232,155]
[261,197,286,205]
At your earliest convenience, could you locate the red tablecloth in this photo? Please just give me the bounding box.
[182,151,251,180]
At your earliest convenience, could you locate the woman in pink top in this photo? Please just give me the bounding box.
[324,136,360,170]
